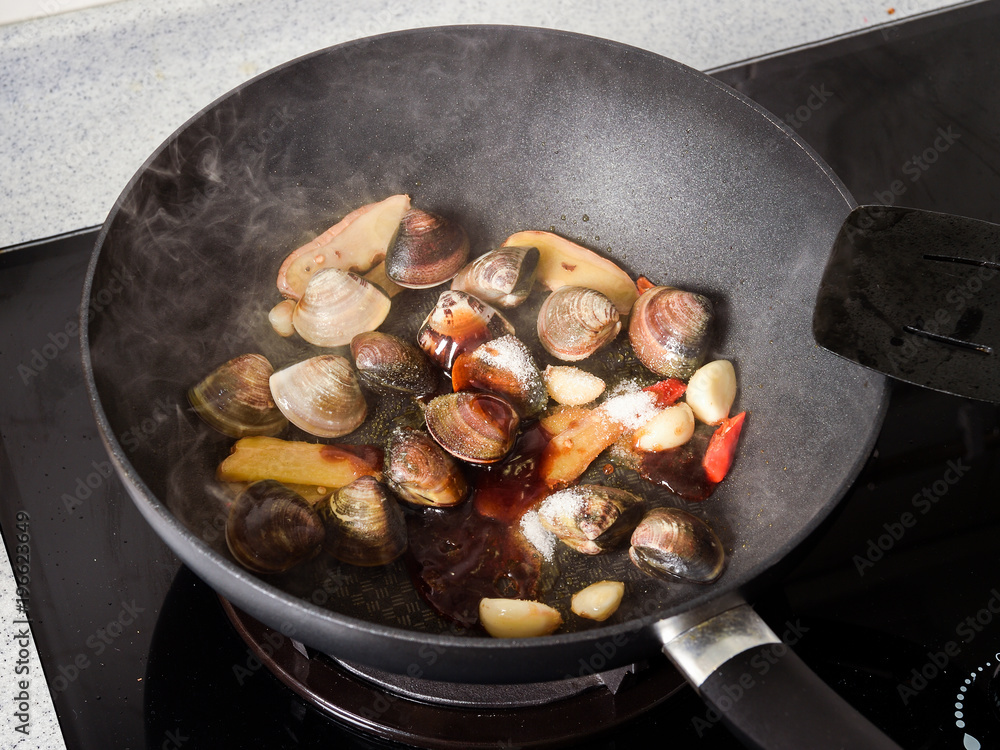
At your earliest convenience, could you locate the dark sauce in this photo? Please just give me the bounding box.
[404,423,552,627]
[638,423,717,501]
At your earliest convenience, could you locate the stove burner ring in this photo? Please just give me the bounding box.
[220,596,687,748]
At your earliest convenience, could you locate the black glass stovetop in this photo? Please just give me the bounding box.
[2,3,1000,748]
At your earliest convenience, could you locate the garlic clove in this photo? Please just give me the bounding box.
[685,360,737,425]
[571,581,625,621]
[479,598,563,638]
[268,299,296,337]
[632,402,695,452]
[543,365,606,406]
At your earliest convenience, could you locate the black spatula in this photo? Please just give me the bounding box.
[813,205,1000,402]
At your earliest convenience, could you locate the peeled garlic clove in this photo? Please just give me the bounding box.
[686,360,737,425]
[542,365,605,406]
[479,598,563,638]
[571,581,625,621]
[632,402,695,452]
[268,299,296,337]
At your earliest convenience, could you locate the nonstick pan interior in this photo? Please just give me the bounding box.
[83,26,888,681]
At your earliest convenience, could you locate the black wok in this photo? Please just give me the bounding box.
[82,26,898,749]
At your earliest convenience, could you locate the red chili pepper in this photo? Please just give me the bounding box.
[642,378,687,408]
[636,276,657,294]
[702,411,746,484]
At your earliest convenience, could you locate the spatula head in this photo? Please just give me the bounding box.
[813,205,1000,402]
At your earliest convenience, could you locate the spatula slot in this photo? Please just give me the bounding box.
[901,324,993,355]
[923,253,1000,270]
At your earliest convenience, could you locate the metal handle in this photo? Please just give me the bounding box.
[656,604,903,750]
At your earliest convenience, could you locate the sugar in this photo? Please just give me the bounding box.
[601,388,659,431]
[520,509,557,561]
[475,334,537,387]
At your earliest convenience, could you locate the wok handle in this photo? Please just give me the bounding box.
[658,604,902,750]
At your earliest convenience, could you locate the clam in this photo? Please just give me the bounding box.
[537,286,621,361]
[424,391,520,464]
[320,476,407,566]
[416,290,515,371]
[629,507,725,584]
[269,355,367,438]
[351,331,439,397]
[384,427,468,508]
[536,485,644,555]
[226,480,325,574]
[189,353,287,438]
[450,246,540,308]
[451,335,548,417]
[385,208,470,289]
[292,268,391,347]
[628,286,713,380]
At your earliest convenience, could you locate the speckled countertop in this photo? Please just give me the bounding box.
[0,0,966,746]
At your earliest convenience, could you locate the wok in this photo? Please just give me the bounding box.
[82,26,899,749]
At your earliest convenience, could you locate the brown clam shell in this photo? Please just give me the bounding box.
[424,391,520,464]
[628,286,713,380]
[416,290,515,371]
[188,353,287,438]
[384,427,468,508]
[226,480,325,574]
[321,476,407,566]
[351,331,439,397]
[450,246,540,308]
[629,506,725,583]
[536,285,621,361]
[537,485,643,555]
[385,209,470,289]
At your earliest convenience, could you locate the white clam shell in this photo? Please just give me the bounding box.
[269,355,367,438]
[292,268,390,347]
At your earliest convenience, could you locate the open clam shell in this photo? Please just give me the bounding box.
[384,427,469,508]
[537,285,621,362]
[450,246,539,308]
[225,480,326,574]
[629,506,725,583]
[628,286,713,380]
[320,476,407,566]
[424,391,520,464]
[188,353,287,438]
[537,485,643,555]
[451,335,548,417]
[292,267,391,347]
[416,290,515,371]
[269,355,367,438]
